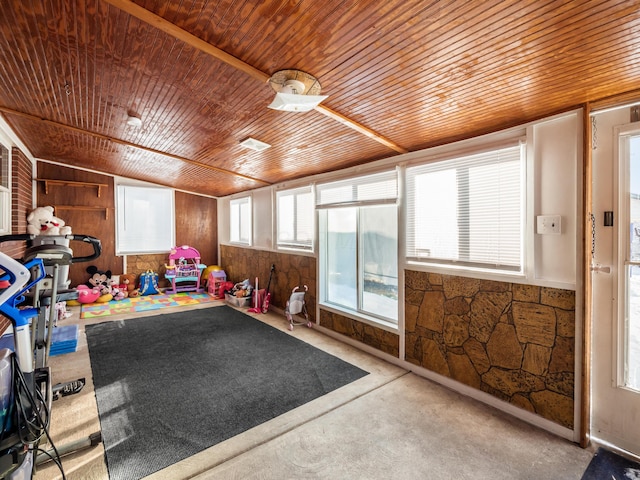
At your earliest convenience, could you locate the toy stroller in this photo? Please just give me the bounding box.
[285,285,312,330]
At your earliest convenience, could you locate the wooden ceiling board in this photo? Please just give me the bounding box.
[2,110,265,196]
[334,2,583,99]
[163,0,338,71]
[323,2,574,117]
[283,0,450,80]
[1,0,640,197]
[327,1,640,148]
[196,109,393,183]
[281,2,539,146]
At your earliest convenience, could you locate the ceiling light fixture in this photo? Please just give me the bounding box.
[267,69,328,112]
[126,114,143,127]
[239,137,271,152]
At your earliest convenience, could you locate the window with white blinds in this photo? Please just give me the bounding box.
[230,196,252,245]
[116,185,175,254]
[276,186,313,250]
[406,144,524,272]
[316,170,398,207]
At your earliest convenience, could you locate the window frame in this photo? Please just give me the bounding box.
[614,126,640,392]
[317,170,399,328]
[405,142,526,275]
[229,196,252,246]
[276,186,314,252]
[0,142,10,235]
[115,184,175,255]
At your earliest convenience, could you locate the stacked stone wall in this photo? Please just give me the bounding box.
[319,309,399,357]
[126,253,171,288]
[405,270,575,429]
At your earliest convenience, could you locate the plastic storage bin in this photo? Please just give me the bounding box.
[225,293,251,308]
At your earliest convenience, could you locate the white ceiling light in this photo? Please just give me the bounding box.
[239,137,271,152]
[267,69,328,112]
[126,114,143,127]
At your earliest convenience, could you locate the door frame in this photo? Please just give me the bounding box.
[581,105,592,448]
[587,95,640,456]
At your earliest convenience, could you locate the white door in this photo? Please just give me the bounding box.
[591,108,640,456]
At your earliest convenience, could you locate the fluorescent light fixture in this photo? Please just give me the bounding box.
[267,92,328,112]
[239,137,271,151]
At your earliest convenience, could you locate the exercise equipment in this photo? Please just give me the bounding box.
[21,234,101,371]
[0,246,48,478]
[0,233,102,478]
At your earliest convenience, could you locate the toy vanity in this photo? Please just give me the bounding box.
[164,245,206,293]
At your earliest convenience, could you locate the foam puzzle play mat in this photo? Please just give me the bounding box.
[80,292,218,318]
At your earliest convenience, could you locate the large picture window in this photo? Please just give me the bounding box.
[116,185,175,255]
[318,171,398,325]
[276,187,313,251]
[230,196,252,245]
[406,144,524,273]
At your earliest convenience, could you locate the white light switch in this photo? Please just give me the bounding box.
[536,215,562,235]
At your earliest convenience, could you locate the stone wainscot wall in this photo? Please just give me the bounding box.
[319,309,400,357]
[405,270,575,429]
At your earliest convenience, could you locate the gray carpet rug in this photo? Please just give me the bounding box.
[581,447,640,479]
[86,306,368,480]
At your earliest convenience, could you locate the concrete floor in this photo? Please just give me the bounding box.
[36,301,593,480]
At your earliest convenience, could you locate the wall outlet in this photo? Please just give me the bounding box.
[536,215,562,235]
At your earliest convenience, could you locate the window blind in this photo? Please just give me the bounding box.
[116,185,175,254]
[276,186,313,250]
[316,170,398,208]
[406,144,523,271]
[230,196,252,245]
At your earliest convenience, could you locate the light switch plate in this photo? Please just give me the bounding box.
[536,215,561,235]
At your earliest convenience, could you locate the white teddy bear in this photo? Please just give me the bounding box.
[26,206,72,236]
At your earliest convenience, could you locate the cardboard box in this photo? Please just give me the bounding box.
[225,293,251,308]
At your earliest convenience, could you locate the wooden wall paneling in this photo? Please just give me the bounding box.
[35,162,120,288]
[33,163,219,289]
[174,191,218,268]
[219,245,317,323]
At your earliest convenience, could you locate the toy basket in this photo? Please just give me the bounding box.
[225,293,251,308]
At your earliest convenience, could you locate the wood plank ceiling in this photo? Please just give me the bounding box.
[0,0,639,197]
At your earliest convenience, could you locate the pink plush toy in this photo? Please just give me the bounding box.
[110,285,127,301]
[75,285,101,304]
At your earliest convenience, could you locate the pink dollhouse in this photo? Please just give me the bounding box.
[164,245,207,294]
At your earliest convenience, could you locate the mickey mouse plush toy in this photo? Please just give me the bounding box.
[85,265,113,303]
